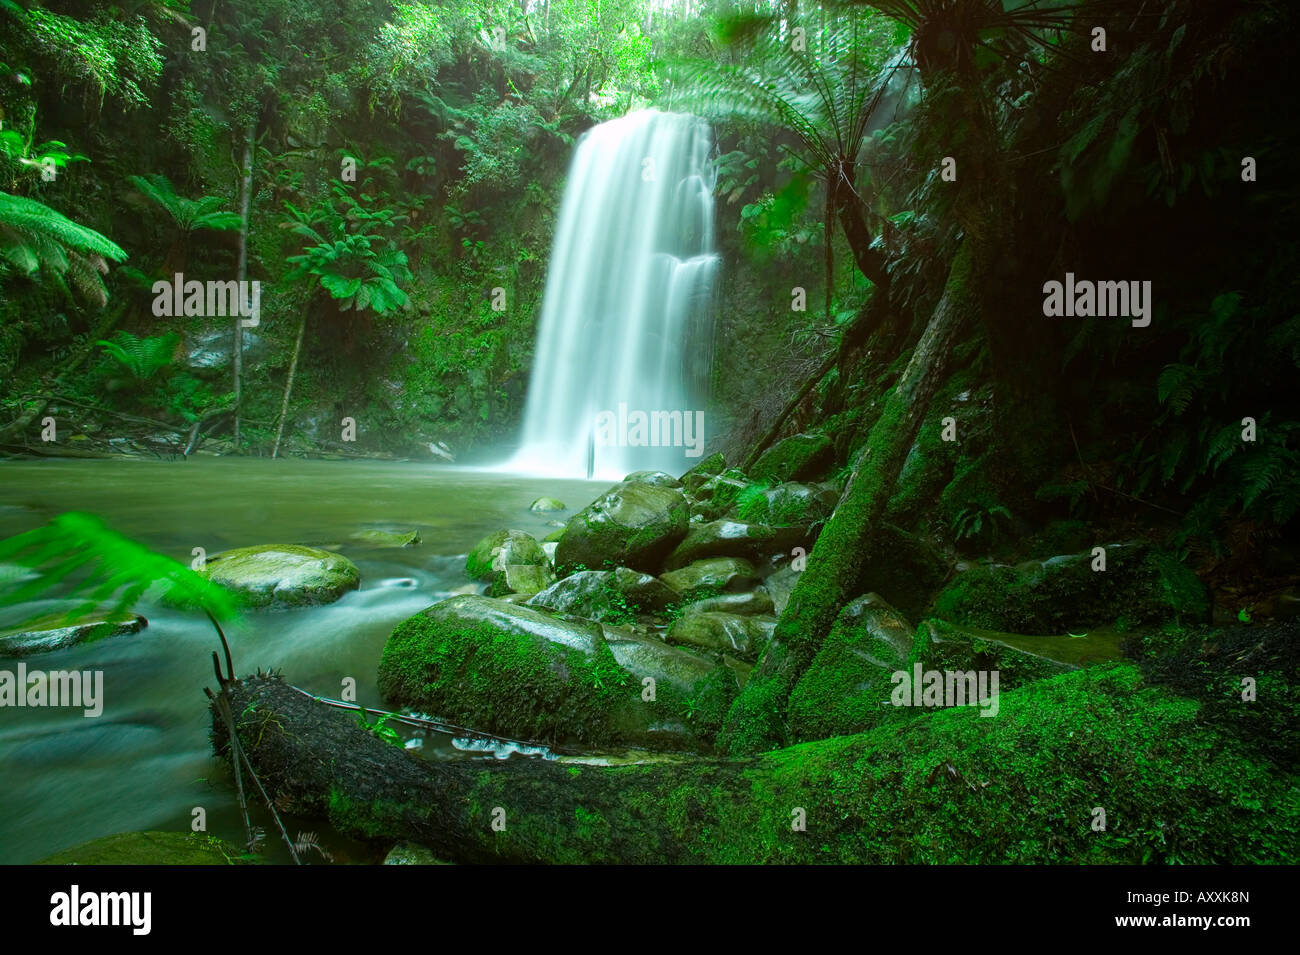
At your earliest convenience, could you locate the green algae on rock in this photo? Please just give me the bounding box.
[201,544,360,609]
[554,481,690,575]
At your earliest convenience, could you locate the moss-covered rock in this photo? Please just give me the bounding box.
[735,482,837,526]
[679,452,726,494]
[751,432,834,483]
[666,611,776,661]
[201,544,360,609]
[660,557,761,601]
[664,519,805,570]
[526,567,678,621]
[466,529,547,580]
[351,528,421,547]
[911,618,1075,689]
[787,593,915,742]
[382,842,452,864]
[529,497,567,512]
[852,523,949,620]
[930,543,1209,633]
[0,611,146,657]
[37,831,246,865]
[689,468,750,521]
[465,530,552,596]
[623,470,682,488]
[680,588,774,616]
[377,595,633,745]
[554,482,690,575]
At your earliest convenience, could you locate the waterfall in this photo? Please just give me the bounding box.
[508,110,718,480]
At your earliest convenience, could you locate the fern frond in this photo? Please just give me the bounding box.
[0,511,243,633]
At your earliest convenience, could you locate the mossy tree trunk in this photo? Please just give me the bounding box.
[211,664,1294,865]
[718,240,977,755]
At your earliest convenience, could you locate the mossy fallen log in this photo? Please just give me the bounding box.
[212,662,1298,864]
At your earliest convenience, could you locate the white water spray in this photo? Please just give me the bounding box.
[508,110,718,479]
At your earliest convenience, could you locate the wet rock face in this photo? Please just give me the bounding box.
[0,612,146,656]
[622,470,682,488]
[465,529,553,597]
[554,481,690,575]
[659,557,761,601]
[201,544,360,609]
[526,567,678,621]
[666,611,776,661]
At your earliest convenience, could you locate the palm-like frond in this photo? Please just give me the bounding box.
[0,190,126,302]
[128,173,241,233]
[96,330,179,381]
[0,511,243,633]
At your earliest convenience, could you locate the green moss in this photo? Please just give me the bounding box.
[377,603,632,745]
[931,545,1209,633]
[37,831,248,865]
[751,433,833,483]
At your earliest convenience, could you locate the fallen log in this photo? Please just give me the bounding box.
[211,663,1298,864]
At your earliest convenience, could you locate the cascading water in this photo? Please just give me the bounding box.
[508,110,718,479]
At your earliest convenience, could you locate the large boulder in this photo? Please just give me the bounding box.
[0,612,146,657]
[660,557,761,601]
[735,482,837,526]
[750,432,834,483]
[601,625,741,744]
[378,595,633,745]
[679,588,774,617]
[666,611,776,661]
[201,545,359,609]
[465,530,552,597]
[664,520,809,570]
[623,470,682,488]
[526,568,678,621]
[930,543,1209,633]
[554,482,689,575]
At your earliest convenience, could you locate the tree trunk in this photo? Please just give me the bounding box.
[233,121,255,452]
[718,240,977,756]
[211,663,1229,864]
[271,314,306,460]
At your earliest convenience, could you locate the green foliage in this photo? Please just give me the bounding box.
[950,503,1012,543]
[282,180,413,314]
[0,191,126,305]
[95,330,178,383]
[15,7,164,109]
[356,707,404,748]
[1122,291,1300,540]
[128,174,241,234]
[0,511,243,632]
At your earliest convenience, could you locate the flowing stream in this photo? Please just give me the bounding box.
[509,109,719,479]
[0,458,604,864]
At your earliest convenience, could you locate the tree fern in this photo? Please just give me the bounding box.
[95,330,178,382]
[128,173,241,233]
[0,511,242,634]
[0,190,125,303]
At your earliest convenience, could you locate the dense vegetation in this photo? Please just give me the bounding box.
[1,0,1297,866]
